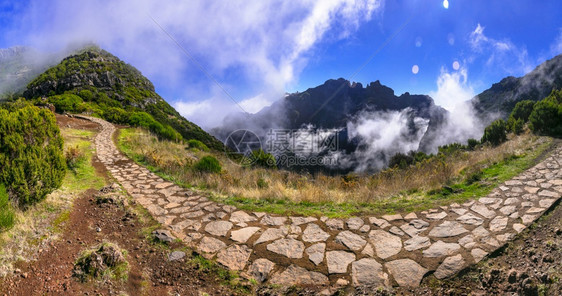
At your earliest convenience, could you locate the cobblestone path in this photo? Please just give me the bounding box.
[84,116,562,289]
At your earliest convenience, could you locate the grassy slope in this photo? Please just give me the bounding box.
[117,127,553,217]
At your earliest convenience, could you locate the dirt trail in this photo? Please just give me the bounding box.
[0,116,241,296]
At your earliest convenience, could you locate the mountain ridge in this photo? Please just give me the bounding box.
[472,53,562,120]
[21,47,225,150]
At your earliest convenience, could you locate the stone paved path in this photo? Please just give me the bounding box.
[84,116,562,289]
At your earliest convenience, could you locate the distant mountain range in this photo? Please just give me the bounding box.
[214,53,562,172]
[2,44,560,172]
[472,54,562,120]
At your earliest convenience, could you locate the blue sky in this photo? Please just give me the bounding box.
[1,0,561,128]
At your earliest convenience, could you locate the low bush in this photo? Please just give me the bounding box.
[194,156,222,173]
[247,149,277,168]
[467,138,480,150]
[187,139,209,151]
[481,119,507,146]
[0,105,66,207]
[48,94,85,113]
[388,152,414,169]
[128,111,181,141]
[510,100,535,122]
[528,89,562,137]
[66,145,86,171]
[438,142,466,155]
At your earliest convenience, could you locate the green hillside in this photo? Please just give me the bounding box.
[23,46,224,150]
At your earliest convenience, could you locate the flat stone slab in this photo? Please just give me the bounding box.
[266,238,304,259]
[471,248,488,262]
[423,240,461,258]
[369,217,391,229]
[429,221,468,238]
[335,231,367,251]
[326,219,344,230]
[404,236,431,251]
[369,230,402,259]
[385,259,428,287]
[306,243,326,265]
[261,215,287,226]
[351,258,388,287]
[204,221,233,237]
[199,236,226,254]
[269,265,328,286]
[168,251,186,261]
[489,216,508,232]
[302,223,330,242]
[434,254,465,279]
[290,216,317,225]
[248,258,275,283]
[326,251,356,274]
[229,211,257,224]
[471,203,496,219]
[217,244,252,270]
[456,213,484,225]
[254,228,286,245]
[347,217,365,230]
[230,227,260,243]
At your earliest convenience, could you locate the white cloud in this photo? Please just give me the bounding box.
[469,23,488,52]
[339,108,429,172]
[10,0,384,128]
[427,66,484,151]
[239,94,273,114]
[468,23,532,75]
[550,28,562,56]
[429,66,474,110]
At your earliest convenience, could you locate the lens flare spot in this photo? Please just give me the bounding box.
[452,61,460,70]
[415,37,423,47]
[412,65,419,74]
[447,33,455,45]
[443,0,449,9]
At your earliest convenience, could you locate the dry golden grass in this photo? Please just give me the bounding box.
[119,128,547,205]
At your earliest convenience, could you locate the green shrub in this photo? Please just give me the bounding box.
[0,105,66,207]
[0,183,15,232]
[510,100,535,121]
[528,90,562,137]
[66,145,86,171]
[48,94,85,113]
[467,138,480,150]
[103,107,129,124]
[78,89,94,101]
[247,149,277,168]
[194,156,222,173]
[481,119,507,146]
[438,142,466,155]
[388,152,414,169]
[128,111,181,141]
[510,117,525,135]
[187,139,209,151]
